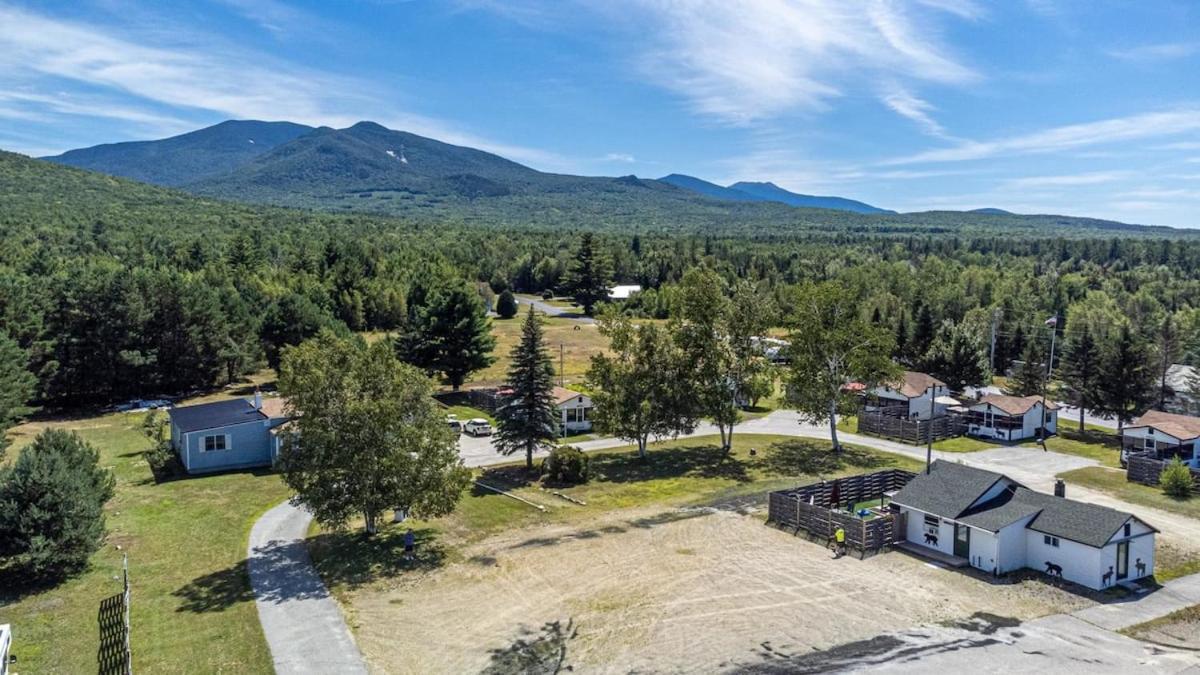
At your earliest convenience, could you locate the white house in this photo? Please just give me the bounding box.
[891,460,1156,590]
[1122,409,1200,468]
[554,386,593,433]
[966,394,1058,442]
[865,371,949,420]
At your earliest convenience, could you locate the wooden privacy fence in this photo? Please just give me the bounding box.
[98,554,131,675]
[857,412,967,445]
[767,469,917,558]
[1126,453,1200,491]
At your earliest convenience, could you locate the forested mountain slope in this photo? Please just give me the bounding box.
[43,120,312,186]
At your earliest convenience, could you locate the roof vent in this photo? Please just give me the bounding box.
[1054,479,1066,498]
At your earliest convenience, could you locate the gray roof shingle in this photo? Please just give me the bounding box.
[898,461,1155,548]
[168,398,265,433]
[890,460,1009,519]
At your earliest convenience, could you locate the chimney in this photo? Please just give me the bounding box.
[1054,479,1066,498]
[253,390,263,410]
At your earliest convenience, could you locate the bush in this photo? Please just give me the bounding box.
[543,445,589,484]
[0,429,115,581]
[1160,457,1194,499]
[541,289,554,300]
[496,289,518,319]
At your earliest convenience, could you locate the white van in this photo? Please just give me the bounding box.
[464,418,493,437]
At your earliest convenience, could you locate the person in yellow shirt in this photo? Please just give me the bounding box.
[834,527,846,558]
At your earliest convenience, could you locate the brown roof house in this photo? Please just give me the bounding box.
[965,394,1058,442]
[1121,409,1200,468]
[865,371,950,420]
[553,386,594,434]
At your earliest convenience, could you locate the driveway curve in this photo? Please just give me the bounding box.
[248,500,368,674]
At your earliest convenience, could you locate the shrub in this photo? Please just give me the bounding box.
[496,289,518,319]
[543,445,589,484]
[1160,457,1194,499]
[0,429,115,581]
[541,289,554,300]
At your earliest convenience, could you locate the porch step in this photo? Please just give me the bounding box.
[894,541,971,568]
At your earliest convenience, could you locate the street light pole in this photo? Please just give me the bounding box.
[926,386,935,474]
[1040,316,1057,448]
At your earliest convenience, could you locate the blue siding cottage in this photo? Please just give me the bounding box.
[168,393,290,474]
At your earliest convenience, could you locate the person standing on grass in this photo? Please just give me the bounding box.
[404,528,416,557]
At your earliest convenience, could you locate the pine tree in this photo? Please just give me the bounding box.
[0,429,115,581]
[0,331,36,459]
[1006,338,1046,397]
[911,304,936,359]
[494,307,560,471]
[1155,314,1182,410]
[563,233,613,316]
[1060,324,1102,431]
[399,276,496,390]
[924,320,989,392]
[1098,324,1156,430]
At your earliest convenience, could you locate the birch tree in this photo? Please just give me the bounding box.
[782,283,899,452]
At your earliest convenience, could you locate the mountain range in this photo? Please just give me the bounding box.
[37,119,1164,234]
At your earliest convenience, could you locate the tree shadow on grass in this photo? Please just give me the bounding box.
[758,440,889,477]
[173,559,255,613]
[482,618,578,675]
[589,444,752,484]
[305,526,446,592]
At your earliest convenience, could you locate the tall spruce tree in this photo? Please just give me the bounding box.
[1098,324,1156,430]
[495,307,560,471]
[563,233,612,316]
[0,429,115,581]
[1060,324,1102,431]
[1006,338,1046,397]
[923,319,990,392]
[1155,313,1182,410]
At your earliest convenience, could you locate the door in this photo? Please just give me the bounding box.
[1117,541,1129,580]
[954,523,970,558]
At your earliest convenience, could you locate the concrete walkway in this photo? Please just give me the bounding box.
[247,500,368,675]
[1073,572,1200,631]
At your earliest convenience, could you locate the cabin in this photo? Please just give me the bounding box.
[966,394,1057,442]
[865,371,949,420]
[608,284,642,300]
[891,460,1156,590]
[554,386,594,433]
[167,393,290,474]
[1122,409,1200,468]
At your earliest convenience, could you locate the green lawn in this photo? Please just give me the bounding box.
[444,404,495,426]
[0,411,290,673]
[1058,466,1200,520]
[1020,427,1122,468]
[474,315,608,389]
[308,434,926,598]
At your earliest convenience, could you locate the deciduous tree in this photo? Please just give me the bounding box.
[782,283,899,452]
[278,331,470,535]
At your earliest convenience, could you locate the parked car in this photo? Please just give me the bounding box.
[113,398,173,413]
[463,418,493,436]
[446,414,463,434]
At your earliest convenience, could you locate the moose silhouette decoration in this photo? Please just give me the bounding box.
[924,533,938,546]
[1136,558,1146,577]
[1044,561,1063,577]
[1101,566,1114,587]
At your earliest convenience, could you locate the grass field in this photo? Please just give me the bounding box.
[473,315,607,389]
[1058,466,1200,521]
[307,434,926,599]
[0,407,289,673]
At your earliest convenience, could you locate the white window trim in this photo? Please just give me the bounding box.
[202,433,231,452]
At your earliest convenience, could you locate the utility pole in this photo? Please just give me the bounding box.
[560,343,565,388]
[989,309,1002,376]
[1040,315,1058,448]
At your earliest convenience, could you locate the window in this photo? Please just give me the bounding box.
[566,408,588,424]
[1124,523,1132,538]
[923,514,939,537]
[1043,534,1059,547]
[203,434,228,452]
[1144,437,1156,451]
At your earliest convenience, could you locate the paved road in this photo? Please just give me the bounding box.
[514,294,595,323]
[1055,402,1121,430]
[247,500,368,675]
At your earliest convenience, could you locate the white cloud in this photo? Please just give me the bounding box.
[1108,42,1199,63]
[879,84,951,138]
[1001,171,1130,189]
[887,109,1200,164]
[0,4,564,168]
[601,153,636,163]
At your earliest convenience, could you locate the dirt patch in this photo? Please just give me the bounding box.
[341,507,1097,673]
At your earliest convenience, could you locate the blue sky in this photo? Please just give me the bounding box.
[2,1,1200,226]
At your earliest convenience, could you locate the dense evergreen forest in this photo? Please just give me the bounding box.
[4,149,1200,419]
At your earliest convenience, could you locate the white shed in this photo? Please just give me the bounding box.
[554,386,594,433]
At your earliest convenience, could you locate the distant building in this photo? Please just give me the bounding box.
[966,394,1057,442]
[554,386,594,433]
[1162,364,1199,416]
[865,371,949,421]
[608,284,642,300]
[167,393,290,474]
[1121,409,1200,468]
